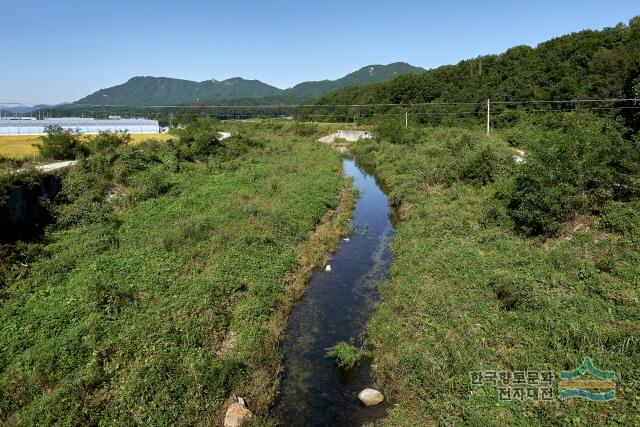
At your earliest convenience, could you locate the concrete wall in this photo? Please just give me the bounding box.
[0,174,61,242]
[318,130,373,144]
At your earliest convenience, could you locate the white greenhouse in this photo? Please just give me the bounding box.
[0,118,159,135]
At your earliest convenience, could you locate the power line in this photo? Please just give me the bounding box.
[40,98,639,109]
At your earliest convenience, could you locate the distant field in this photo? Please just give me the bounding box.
[0,133,174,158]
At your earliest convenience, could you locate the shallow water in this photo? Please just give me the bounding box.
[274,156,396,426]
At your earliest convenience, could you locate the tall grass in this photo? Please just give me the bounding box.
[353,119,640,426]
[0,121,346,425]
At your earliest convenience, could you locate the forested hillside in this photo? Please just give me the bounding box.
[305,17,640,128]
[282,62,424,100]
[74,77,282,106]
[69,63,424,109]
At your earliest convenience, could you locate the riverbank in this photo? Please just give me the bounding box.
[0,121,350,425]
[352,125,640,425]
[228,177,357,420]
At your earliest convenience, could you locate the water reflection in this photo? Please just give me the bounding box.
[274,157,395,426]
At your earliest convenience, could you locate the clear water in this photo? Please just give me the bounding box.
[274,157,396,426]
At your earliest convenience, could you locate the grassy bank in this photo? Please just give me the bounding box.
[0,133,174,158]
[0,121,350,425]
[353,120,639,425]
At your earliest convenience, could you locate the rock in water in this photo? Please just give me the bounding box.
[358,388,385,406]
[224,403,253,427]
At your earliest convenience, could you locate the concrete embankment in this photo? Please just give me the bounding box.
[318,130,373,144]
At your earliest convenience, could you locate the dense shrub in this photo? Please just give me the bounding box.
[55,194,115,227]
[460,140,514,185]
[111,148,163,182]
[600,200,640,241]
[364,125,514,191]
[221,133,265,159]
[87,131,132,153]
[177,119,223,159]
[375,118,418,145]
[33,125,88,160]
[506,114,640,235]
[291,121,318,137]
[54,156,115,227]
[125,166,174,204]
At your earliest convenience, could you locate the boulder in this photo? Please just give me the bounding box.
[358,388,385,406]
[224,402,253,427]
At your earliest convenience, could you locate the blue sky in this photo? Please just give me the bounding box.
[1,0,638,105]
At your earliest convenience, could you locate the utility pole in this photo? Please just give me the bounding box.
[486,99,490,135]
[405,111,408,128]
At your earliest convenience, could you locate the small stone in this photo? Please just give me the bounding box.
[224,403,253,427]
[358,388,385,406]
[325,264,332,272]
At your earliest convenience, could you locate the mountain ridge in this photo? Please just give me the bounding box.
[72,62,425,106]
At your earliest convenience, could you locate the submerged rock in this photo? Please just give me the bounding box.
[224,401,253,427]
[358,388,385,406]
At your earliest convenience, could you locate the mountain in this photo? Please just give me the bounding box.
[1,103,70,118]
[306,18,640,123]
[282,62,425,100]
[75,77,282,106]
[2,106,34,115]
[70,62,425,106]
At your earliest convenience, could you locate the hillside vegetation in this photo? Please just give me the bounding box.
[353,115,640,425]
[69,63,424,108]
[74,77,282,107]
[0,121,348,425]
[282,62,424,100]
[306,18,640,129]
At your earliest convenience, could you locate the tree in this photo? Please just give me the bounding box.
[33,125,88,160]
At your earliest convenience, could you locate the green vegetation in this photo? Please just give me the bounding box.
[282,62,424,100]
[499,114,639,235]
[3,15,640,426]
[50,63,423,121]
[352,117,640,425]
[306,17,640,129]
[0,120,347,425]
[325,342,371,369]
[33,125,89,160]
[74,76,282,107]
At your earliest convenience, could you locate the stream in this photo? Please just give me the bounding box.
[274,156,396,426]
